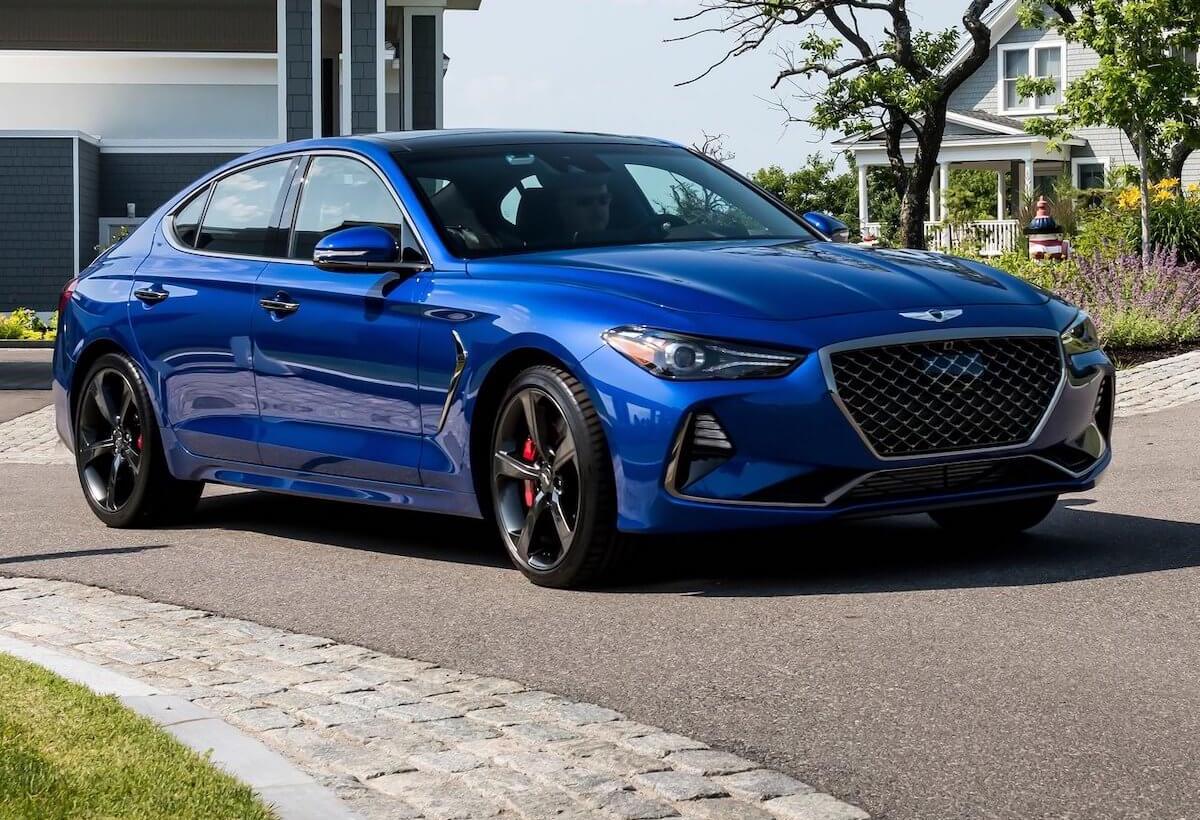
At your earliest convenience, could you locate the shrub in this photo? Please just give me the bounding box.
[0,308,54,340]
[982,247,1200,348]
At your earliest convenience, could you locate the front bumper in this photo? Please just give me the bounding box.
[585,325,1114,534]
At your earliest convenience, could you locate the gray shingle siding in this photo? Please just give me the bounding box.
[286,0,314,141]
[350,0,377,135]
[411,15,436,131]
[77,140,100,271]
[99,153,241,219]
[0,138,74,311]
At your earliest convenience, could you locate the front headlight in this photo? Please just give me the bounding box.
[602,327,805,380]
[1061,311,1101,355]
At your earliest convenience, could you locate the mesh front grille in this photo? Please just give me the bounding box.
[830,336,1063,457]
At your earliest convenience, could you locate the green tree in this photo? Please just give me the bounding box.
[751,154,857,227]
[675,0,1000,249]
[1017,0,1200,266]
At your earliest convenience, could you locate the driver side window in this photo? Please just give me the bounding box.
[290,156,408,260]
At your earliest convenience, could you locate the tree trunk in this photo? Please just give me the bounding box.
[1168,141,1192,186]
[898,185,928,249]
[1138,128,1152,268]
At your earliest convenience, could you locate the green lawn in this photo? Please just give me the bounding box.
[0,652,275,820]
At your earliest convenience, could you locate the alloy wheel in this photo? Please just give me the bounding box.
[77,368,143,513]
[492,387,581,572]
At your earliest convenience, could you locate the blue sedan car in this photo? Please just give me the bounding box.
[53,130,1113,588]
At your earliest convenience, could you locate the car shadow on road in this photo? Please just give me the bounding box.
[183,491,1200,596]
[612,499,1200,596]
[188,489,509,569]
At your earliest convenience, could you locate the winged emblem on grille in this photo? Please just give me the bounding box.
[900,309,964,323]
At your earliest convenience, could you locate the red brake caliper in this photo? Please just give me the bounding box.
[521,437,536,508]
[135,433,143,452]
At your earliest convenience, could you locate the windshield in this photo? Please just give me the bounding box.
[391,143,815,258]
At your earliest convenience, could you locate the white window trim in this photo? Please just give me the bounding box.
[997,41,1066,116]
[1072,156,1110,189]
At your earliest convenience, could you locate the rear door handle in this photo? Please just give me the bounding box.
[259,295,300,315]
[133,288,168,304]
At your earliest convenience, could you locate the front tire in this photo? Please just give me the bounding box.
[74,353,204,528]
[928,494,1058,534]
[489,365,627,588]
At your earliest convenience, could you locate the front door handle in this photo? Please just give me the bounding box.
[259,294,300,315]
[133,288,168,304]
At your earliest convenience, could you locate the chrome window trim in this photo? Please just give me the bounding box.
[161,148,434,267]
[664,413,1099,510]
[436,330,468,434]
[817,327,1068,462]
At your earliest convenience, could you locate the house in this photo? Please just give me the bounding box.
[836,0,1200,254]
[0,0,480,311]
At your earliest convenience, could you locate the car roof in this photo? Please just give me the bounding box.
[362,129,683,152]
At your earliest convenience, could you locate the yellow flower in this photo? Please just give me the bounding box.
[1152,178,1180,203]
[1116,186,1142,210]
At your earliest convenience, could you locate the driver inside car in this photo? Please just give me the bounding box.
[557,173,613,240]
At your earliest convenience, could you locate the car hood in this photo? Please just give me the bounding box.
[471,240,1048,321]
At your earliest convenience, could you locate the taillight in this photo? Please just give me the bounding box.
[58,277,78,317]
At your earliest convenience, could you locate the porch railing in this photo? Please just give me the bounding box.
[860,220,1021,256]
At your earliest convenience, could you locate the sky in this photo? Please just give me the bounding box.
[443,0,960,175]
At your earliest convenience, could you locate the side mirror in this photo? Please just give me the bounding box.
[801,211,851,244]
[313,226,429,273]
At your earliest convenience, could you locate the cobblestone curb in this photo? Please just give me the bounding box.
[1113,350,1200,417]
[3,350,1198,468]
[0,576,869,820]
[0,406,69,464]
[0,632,354,820]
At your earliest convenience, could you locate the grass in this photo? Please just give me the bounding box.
[0,652,275,820]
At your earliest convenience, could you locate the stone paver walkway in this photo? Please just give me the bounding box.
[0,576,867,820]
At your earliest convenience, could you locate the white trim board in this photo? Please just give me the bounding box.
[0,52,278,85]
[341,0,352,136]
[277,0,288,141]
[72,137,80,275]
[0,130,100,144]
[312,0,322,138]
[377,0,387,133]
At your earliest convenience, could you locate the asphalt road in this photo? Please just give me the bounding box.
[1,373,1198,819]
[0,348,53,422]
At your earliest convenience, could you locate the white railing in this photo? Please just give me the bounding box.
[860,220,1021,256]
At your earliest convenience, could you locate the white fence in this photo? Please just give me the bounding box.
[860,220,1021,256]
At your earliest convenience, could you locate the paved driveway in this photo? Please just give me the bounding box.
[1,389,1198,819]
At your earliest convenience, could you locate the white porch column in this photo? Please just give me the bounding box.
[857,163,869,226]
[939,162,950,221]
[1023,156,1036,201]
[996,171,1006,220]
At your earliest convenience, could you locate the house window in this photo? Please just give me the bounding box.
[1076,161,1107,191]
[1000,43,1065,114]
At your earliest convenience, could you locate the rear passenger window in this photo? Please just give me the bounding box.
[290,156,406,260]
[173,186,209,247]
[196,160,292,256]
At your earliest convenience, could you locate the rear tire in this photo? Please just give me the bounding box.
[488,365,629,588]
[928,494,1058,534]
[73,353,204,528]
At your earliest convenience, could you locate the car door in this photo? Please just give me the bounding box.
[130,157,298,464]
[252,153,427,485]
